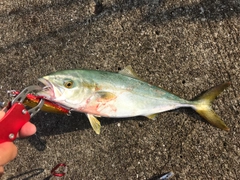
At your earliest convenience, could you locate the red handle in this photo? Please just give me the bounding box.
[0,103,30,143]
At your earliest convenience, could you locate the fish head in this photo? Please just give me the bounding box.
[37,71,85,108]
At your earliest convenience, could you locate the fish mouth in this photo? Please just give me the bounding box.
[37,78,55,99]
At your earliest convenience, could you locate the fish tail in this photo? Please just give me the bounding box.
[192,82,231,131]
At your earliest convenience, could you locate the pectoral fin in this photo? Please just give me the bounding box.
[96,91,117,102]
[86,114,101,134]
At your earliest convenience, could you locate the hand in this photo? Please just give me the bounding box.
[0,110,36,176]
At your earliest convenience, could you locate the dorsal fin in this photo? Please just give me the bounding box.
[119,65,143,81]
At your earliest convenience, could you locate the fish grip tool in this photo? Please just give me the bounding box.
[0,85,44,144]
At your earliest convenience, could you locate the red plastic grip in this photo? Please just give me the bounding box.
[0,103,30,143]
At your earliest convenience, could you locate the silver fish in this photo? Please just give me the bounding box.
[37,66,230,134]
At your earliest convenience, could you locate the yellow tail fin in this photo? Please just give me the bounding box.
[193,82,231,131]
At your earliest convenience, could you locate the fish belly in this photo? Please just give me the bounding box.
[84,91,189,118]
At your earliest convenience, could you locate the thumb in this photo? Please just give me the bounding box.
[0,142,17,166]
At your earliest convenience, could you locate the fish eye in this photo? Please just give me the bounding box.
[64,80,74,88]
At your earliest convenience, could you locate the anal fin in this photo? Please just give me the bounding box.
[146,113,158,120]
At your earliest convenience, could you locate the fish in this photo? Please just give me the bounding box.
[37,66,230,134]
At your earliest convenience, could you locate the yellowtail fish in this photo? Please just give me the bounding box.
[37,66,230,134]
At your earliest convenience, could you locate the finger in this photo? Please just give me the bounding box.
[0,110,5,120]
[0,166,4,176]
[18,122,36,137]
[0,142,17,166]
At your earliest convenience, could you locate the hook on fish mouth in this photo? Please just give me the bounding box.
[37,78,54,99]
